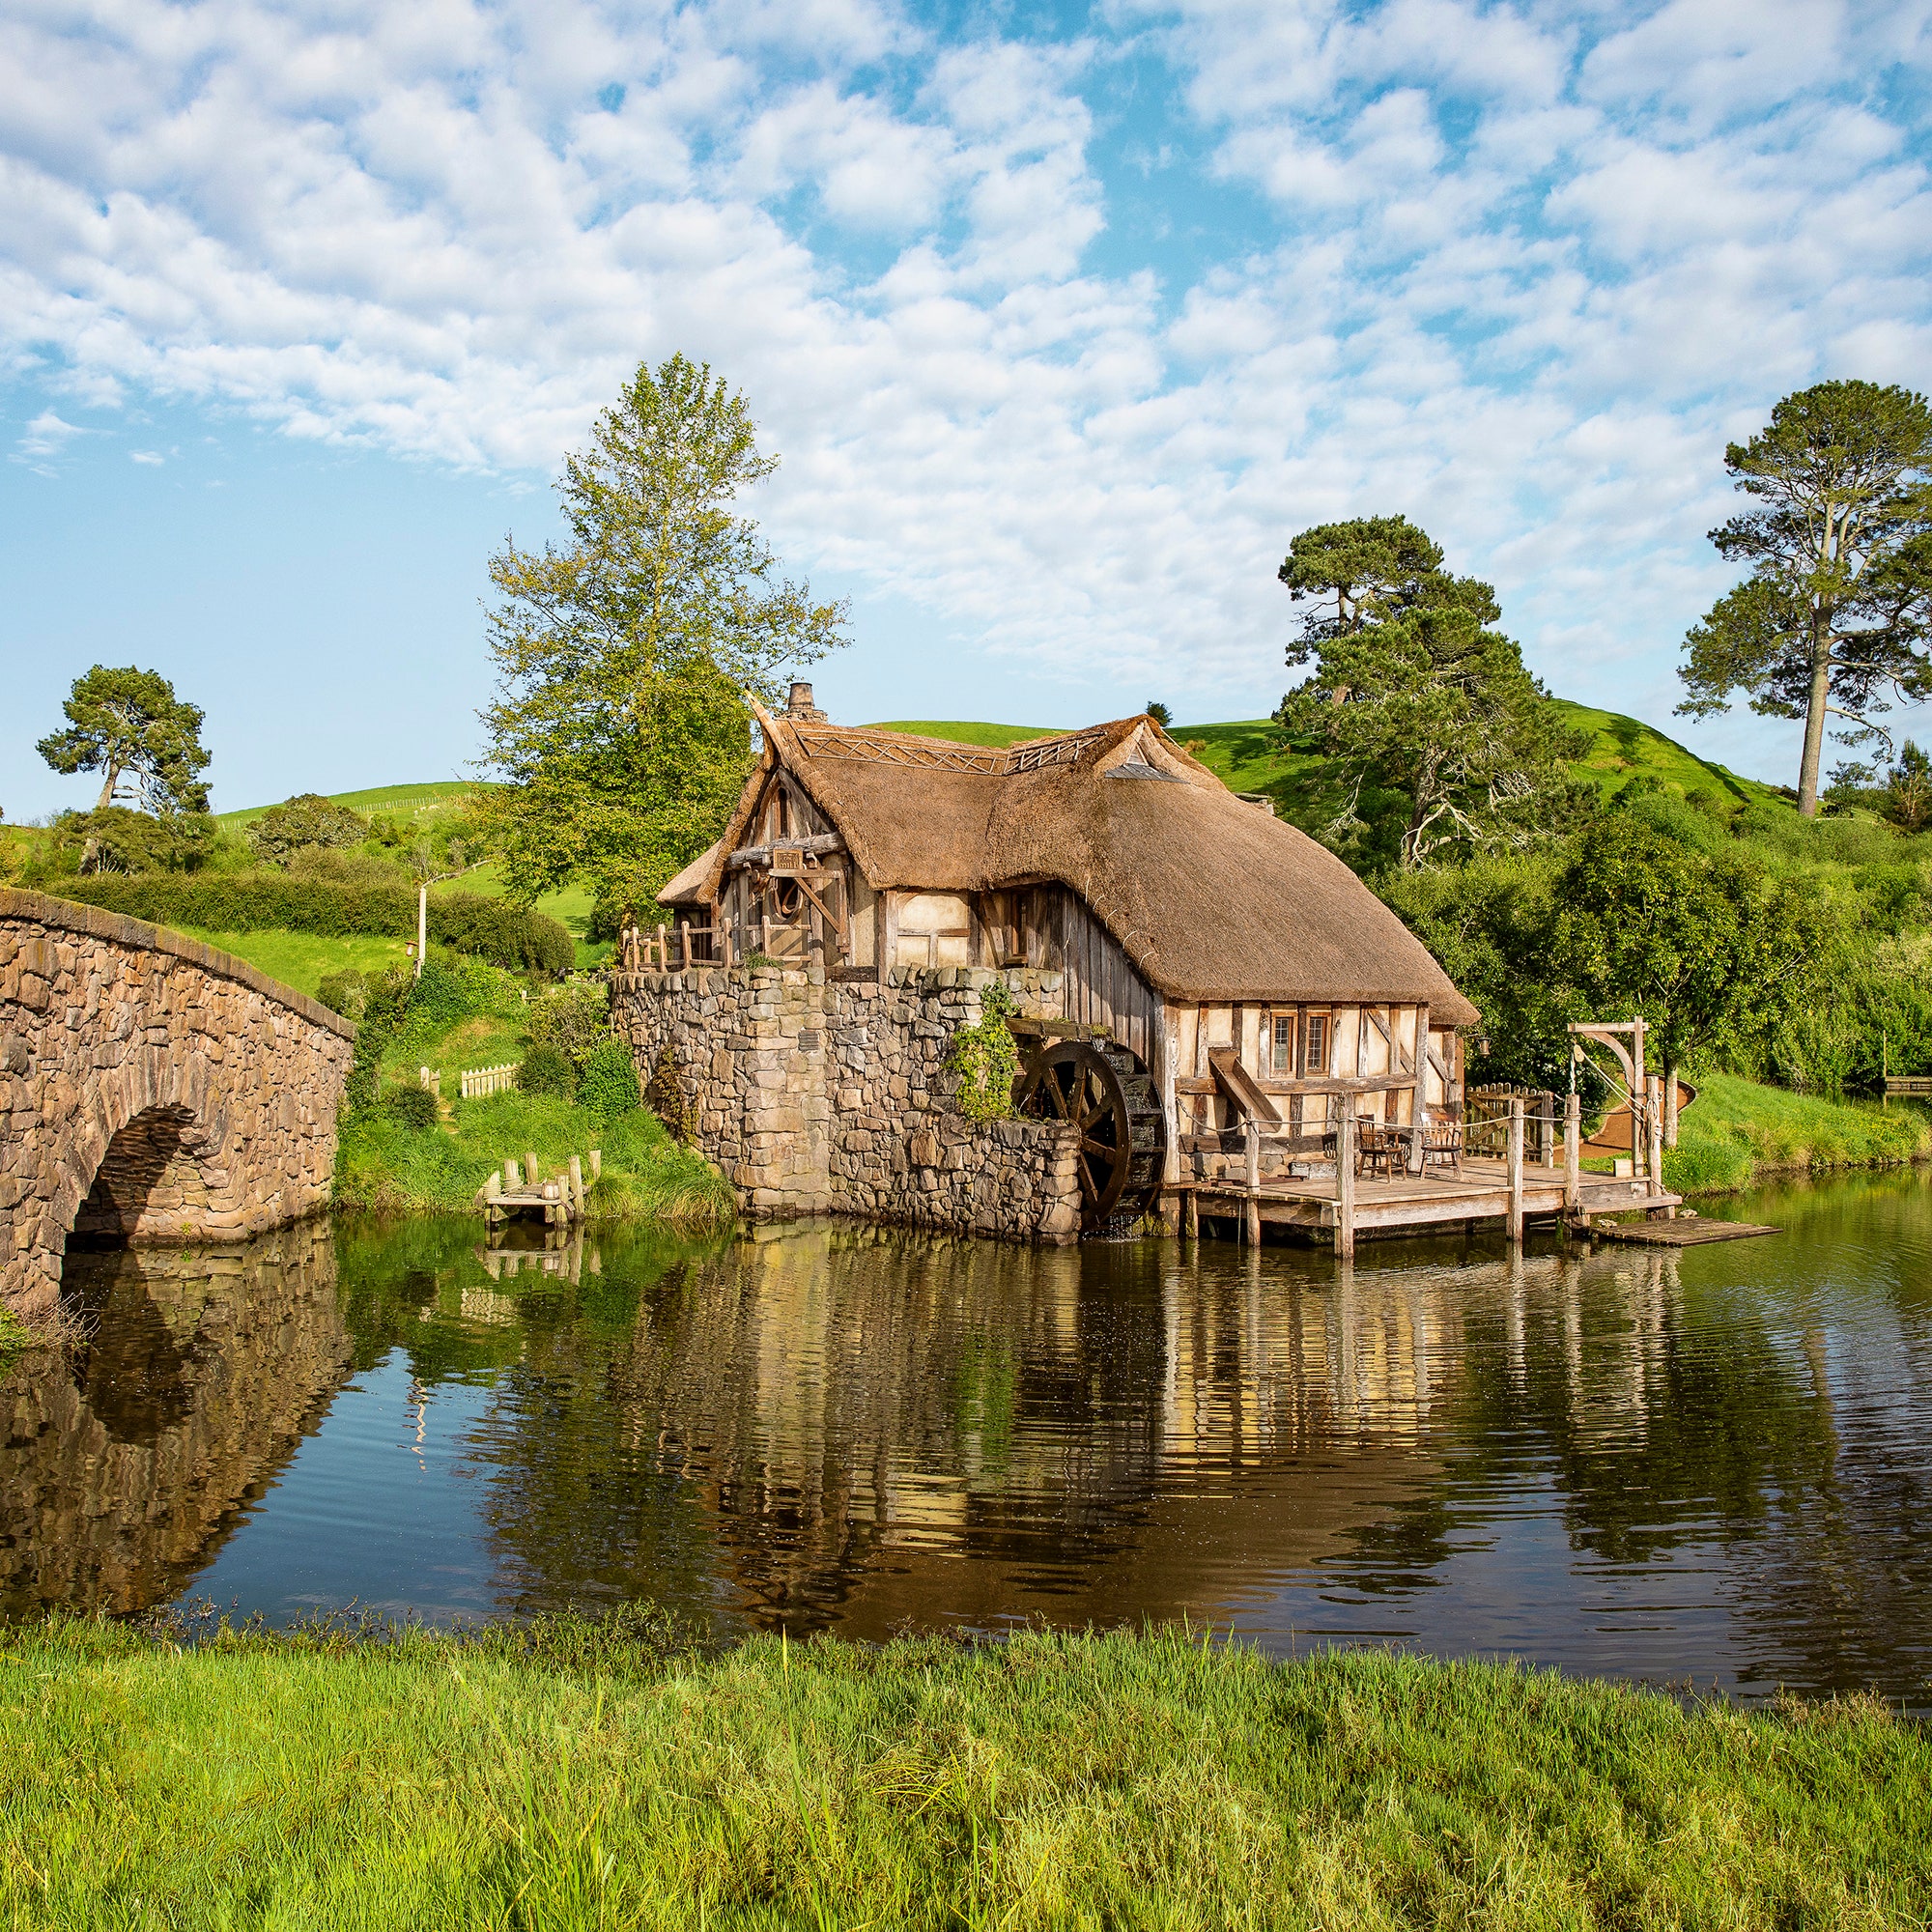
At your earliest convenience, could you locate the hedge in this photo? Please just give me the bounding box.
[54,875,573,975]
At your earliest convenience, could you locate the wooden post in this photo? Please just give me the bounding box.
[1336,1110,1356,1262]
[680,919,691,970]
[1647,1076,1667,1208]
[416,882,428,982]
[526,1151,540,1187]
[504,1158,521,1190]
[1506,1096,1524,1246]
[1563,1091,1581,1219]
[722,922,734,970]
[655,923,668,970]
[1184,1187,1199,1241]
[1242,1119,1261,1246]
[484,1169,501,1228]
[568,1154,584,1218]
[589,1149,602,1183]
[1413,1003,1431,1124]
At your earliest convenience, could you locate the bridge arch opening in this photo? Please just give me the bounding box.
[70,1106,223,1251]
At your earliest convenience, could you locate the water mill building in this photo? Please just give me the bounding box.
[610,684,1490,1243]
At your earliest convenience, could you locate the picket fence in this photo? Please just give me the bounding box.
[460,1063,518,1099]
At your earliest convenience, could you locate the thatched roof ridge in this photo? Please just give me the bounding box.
[664,707,1477,1021]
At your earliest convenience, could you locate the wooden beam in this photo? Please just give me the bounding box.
[1208,1047,1285,1130]
[725,833,846,869]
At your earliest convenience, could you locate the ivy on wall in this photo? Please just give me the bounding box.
[946,982,1020,1122]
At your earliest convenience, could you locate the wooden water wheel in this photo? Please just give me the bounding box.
[1012,1037,1167,1231]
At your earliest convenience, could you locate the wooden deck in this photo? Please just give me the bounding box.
[1167,1156,1681,1249]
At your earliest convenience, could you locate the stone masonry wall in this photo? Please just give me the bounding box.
[0,890,357,1321]
[610,964,1083,1243]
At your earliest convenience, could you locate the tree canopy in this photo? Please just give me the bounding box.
[37,666,212,816]
[1274,516,1584,868]
[247,793,369,864]
[1676,380,1932,818]
[476,354,846,924]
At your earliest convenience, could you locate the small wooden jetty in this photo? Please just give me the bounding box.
[478,1150,600,1229]
[1589,1219,1779,1247]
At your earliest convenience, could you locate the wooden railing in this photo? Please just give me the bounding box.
[460,1062,518,1099]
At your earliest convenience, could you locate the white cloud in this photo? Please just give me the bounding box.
[0,0,1928,759]
[129,448,162,463]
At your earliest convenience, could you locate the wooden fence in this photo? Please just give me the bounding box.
[460,1063,518,1099]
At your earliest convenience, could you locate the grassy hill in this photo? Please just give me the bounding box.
[214,781,480,833]
[864,720,1065,748]
[867,702,1788,822]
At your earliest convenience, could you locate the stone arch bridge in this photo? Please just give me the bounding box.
[1,890,355,1321]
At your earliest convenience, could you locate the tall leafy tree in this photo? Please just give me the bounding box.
[1676,380,1932,817]
[478,354,846,923]
[1275,516,1584,867]
[37,665,212,815]
[1553,818,1822,1142]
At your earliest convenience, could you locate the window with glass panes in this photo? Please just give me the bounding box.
[1270,1012,1295,1074]
[1303,1010,1331,1076]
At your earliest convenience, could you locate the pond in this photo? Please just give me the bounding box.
[6,1174,1931,1709]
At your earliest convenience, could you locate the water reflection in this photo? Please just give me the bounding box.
[5,1178,1930,1705]
[0,1225,349,1616]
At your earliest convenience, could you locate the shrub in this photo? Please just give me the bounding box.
[381,1084,439,1130]
[644,1047,697,1143]
[317,968,369,1021]
[53,807,213,875]
[53,874,571,974]
[247,794,368,863]
[517,1043,578,1098]
[578,1038,641,1120]
[526,982,612,1066]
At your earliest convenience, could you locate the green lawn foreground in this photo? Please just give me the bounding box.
[0,1620,1922,1930]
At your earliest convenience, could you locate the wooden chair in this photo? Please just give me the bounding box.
[1420,1122,1463,1177]
[1355,1116,1398,1179]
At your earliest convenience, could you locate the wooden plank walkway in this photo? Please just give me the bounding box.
[1588,1219,1778,1246]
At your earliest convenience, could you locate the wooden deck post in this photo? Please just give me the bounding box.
[1647,1076,1668,1211]
[1184,1187,1199,1241]
[504,1158,521,1190]
[1243,1120,1261,1246]
[1506,1096,1524,1246]
[568,1154,584,1218]
[526,1151,540,1188]
[589,1149,602,1182]
[680,919,692,970]
[1336,1111,1356,1262]
[1563,1091,1581,1222]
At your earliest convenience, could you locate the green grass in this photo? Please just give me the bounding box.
[442,865,609,968]
[176,926,411,1000]
[335,1090,734,1224]
[864,719,1064,747]
[214,781,485,830]
[1664,1071,1932,1195]
[0,1304,28,1372]
[0,1616,1922,1930]
[1552,701,1789,810]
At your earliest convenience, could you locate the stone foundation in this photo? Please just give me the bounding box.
[611,964,1083,1243]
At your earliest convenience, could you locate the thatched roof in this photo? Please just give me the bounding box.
[665,709,1477,1022]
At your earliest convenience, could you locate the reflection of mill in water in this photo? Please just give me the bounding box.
[540,1230,1699,1640]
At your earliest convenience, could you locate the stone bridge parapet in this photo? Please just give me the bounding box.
[0,890,356,1321]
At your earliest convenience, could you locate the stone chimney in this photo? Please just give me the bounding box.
[784,681,828,723]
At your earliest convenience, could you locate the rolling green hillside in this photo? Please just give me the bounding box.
[867,702,1786,821]
[864,720,1065,748]
[215,781,481,831]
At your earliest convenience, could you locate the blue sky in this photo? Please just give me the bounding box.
[5,0,1930,817]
